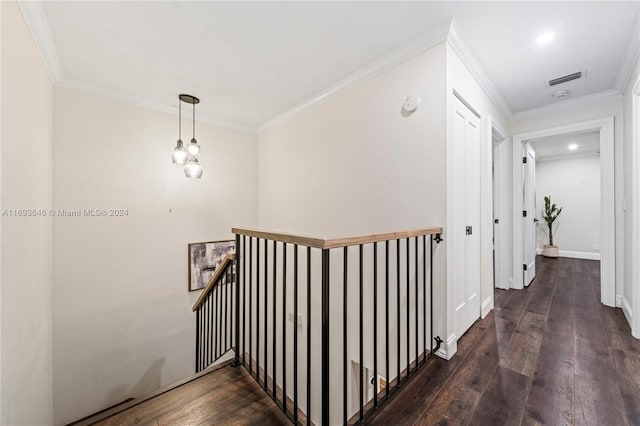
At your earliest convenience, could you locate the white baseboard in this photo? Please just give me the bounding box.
[435,333,457,360]
[622,296,633,327]
[481,296,493,318]
[616,295,623,308]
[535,248,601,260]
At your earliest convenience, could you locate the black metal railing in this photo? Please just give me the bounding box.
[230,227,443,425]
[193,253,236,373]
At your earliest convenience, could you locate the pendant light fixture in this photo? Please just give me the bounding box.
[184,156,204,179]
[187,96,200,156]
[171,98,188,165]
[172,94,203,179]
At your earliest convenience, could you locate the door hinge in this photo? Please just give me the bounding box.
[522,210,527,217]
[466,226,473,235]
[523,263,528,271]
[522,156,527,164]
[494,219,499,224]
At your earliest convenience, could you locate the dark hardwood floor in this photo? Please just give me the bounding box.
[370,256,640,426]
[93,363,290,426]
[96,256,639,425]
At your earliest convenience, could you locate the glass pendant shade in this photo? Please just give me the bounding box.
[173,94,203,178]
[184,156,203,179]
[172,139,188,165]
[187,138,200,155]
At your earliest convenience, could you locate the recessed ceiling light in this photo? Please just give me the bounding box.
[536,32,554,45]
[568,143,578,150]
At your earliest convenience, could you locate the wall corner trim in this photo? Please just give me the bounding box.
[258,19,454,132]
[615,13,640,92]
[56,79,258,135]
[17,1,64,84]
[446,20,513,120]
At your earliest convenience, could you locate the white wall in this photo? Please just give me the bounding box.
[623,54,640,332]
[258,45,447,237]
[1,2,54,424]
[511,96,624,298]
[259,41,447,424]
[52,88,258,425]
[535,155,601,257]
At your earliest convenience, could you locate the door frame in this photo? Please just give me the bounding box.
[489,117,509,290]
[511,117,615,307]
[522,143,537,286]
[632,76,640,338]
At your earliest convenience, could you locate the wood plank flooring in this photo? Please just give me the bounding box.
[96,256,640,425]
[371,256,640,426]
[93,363,290,426]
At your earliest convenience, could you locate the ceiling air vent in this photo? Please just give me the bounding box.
[548,71,583,87]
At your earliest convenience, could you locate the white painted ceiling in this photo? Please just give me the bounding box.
[529,131,600,161]
[37,1,639,130]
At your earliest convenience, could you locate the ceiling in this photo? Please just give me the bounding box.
[529,131,600,161]
[34,1,639,131]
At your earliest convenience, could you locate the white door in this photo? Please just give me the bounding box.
[523,144,536,286]
[452,95,481,338]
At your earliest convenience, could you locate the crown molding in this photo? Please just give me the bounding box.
[57,78,258,135]
[17,1,64,84]
[446,20,513,120]
[511,89,622,120]
[257,19,453,133]
[615,12,640,92]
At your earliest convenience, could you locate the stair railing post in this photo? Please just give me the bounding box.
[321,248,330,426]
[234,233,241,366]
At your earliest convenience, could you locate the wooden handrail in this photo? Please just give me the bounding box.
[192,253,236,311]
[231,227,443,250]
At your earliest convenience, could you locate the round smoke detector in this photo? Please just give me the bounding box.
[553,90,569,99]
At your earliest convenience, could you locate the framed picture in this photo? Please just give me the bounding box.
[188,240,235,292]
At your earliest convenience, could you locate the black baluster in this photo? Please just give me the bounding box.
[373,242,378,410]
[249,237,254,374]
[294,244,299,425]
[256,238,261,381]
[207,292,211,365]
[396,239,400,388]
[306,246,311,425]
[430,235,433,359]
[272,240,277,396]
[406,238,410,376]
[282,242,287,414]
[222,270,226,355]
[415,236,418,367]
[217,277,221,360]
[265,239,269,389]
[359,244,364,422]
[242,235,247,366]
[321,248,330,426]
[343,246,348,425]
[196,307,200,372]
[385,240,390,399]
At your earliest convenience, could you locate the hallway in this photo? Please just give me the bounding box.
[92,256,640,425]
[370,256,640,425]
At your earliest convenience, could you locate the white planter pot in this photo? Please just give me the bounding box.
[542,245,559,258]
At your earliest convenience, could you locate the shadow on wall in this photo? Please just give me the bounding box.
[106,358,166,406]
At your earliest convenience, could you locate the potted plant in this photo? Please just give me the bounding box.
[542,195,562,258]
